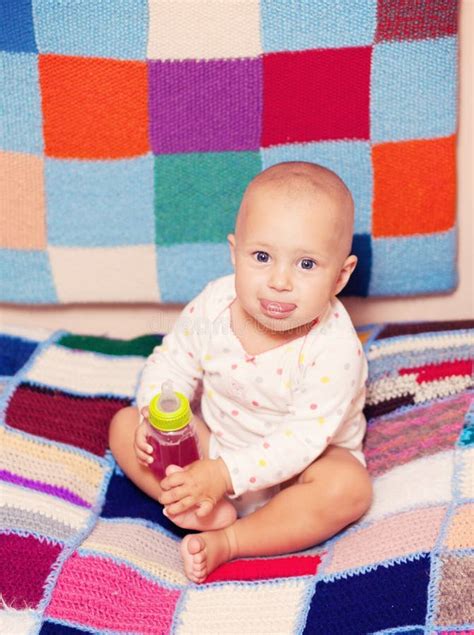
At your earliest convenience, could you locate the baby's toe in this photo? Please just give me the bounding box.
[192,551,206,565]
[165,464,184,476]
[188,535,206,555]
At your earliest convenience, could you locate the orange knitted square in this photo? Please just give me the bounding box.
[0,151,46,249]
[39,54,149,159]
[372,135,456,237]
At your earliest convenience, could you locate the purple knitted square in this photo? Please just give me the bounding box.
[148,58,262,154]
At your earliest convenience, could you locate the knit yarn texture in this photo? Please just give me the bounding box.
[0,318,473,633]
[0,1,458,303]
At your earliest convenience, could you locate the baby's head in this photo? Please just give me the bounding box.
[228,161,357,334]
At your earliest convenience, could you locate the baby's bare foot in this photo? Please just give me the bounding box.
[163,465,237,531]
[164,498,237,530]
[181,527,235,584]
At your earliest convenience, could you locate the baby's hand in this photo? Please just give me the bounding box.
[134,407,153,467]
[160,458,232,517]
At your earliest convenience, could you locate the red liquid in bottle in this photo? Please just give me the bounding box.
[147,428,200,480]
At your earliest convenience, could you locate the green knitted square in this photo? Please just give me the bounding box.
[154,151,261,246]
[58,333,163,357]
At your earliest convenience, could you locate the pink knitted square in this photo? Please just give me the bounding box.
[46,552,181,633]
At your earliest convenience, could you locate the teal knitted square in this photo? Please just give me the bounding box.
[154,152,261,246]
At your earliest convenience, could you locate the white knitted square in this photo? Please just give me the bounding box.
[147,0,262,60]
[25,344,144,398]
[176,577,310,634]
[363,450,454,524]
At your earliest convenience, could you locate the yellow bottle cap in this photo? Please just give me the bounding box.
[148,391,192,432]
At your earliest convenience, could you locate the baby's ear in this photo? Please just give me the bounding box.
[227,233,236,268]
[334,255,357,295]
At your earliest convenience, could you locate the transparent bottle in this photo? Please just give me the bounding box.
[146,380,200,480]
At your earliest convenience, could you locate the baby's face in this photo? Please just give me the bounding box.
[229,182,355,334]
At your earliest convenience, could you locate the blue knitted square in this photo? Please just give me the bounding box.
[0,52,43,154]
[371,36,457,142]
[39,621,87,634]
[340,234,372,298]
[157,243,233,303]
[261,0,376,52]
[369,229,457,296]
[101,468,188,538]
[45,155,154,247]
[304,555,431,634]
[262,141,373,234]
[0,0,37,53]
[32,0,148,59]
[0,335,38,376]
[0,250,57,303]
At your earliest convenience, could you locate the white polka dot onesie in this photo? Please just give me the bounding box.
[136,275,368,516]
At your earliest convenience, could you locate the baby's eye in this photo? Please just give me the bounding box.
[299,258,317,270]
[254,251,270,263]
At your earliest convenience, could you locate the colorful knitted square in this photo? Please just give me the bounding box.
[0,53,43,153]
[0,152,46,249]
[263,46,371,146]
[45,156,155,247]
[0,2,458,303]
[0,0,36,54]
[33,0,148,59]
[0,319,472,632]
[149,58,262,154]
[39,55,149,160]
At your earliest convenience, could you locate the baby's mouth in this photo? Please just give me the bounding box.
[260,299,297,318]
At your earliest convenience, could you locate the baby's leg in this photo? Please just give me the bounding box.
[181,446,372,583]
[108,406,236,530]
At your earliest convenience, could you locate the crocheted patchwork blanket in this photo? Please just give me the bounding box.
[1,320,473,634]
[1,1,458,304]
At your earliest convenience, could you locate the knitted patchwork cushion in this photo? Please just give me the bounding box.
[0,320,473,634]
[0,1,458,304]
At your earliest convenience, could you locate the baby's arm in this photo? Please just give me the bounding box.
[136,286,211,413]
[137,314,202,411]
[134,284,216,473]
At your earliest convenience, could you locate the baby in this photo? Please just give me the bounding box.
[109,161,372,583]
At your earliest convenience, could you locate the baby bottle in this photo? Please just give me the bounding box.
[146,380,200,480]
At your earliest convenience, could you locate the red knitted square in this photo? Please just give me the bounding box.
[39,54,149,159]
[262,47,371,147]
[5,382,130,456]
[0,533,62,609]
[376,0,458,43]
[205,553,322,583]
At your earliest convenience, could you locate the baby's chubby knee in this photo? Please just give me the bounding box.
[326,462,372,524]
[302,452,372,525]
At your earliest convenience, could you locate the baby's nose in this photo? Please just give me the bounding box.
[268,266,293,291]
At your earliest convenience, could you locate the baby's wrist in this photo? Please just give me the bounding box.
[216,458,233,495]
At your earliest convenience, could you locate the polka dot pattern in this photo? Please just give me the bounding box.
[138,276,366,501]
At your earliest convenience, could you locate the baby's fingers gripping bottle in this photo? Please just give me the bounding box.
[146,381,200,479]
